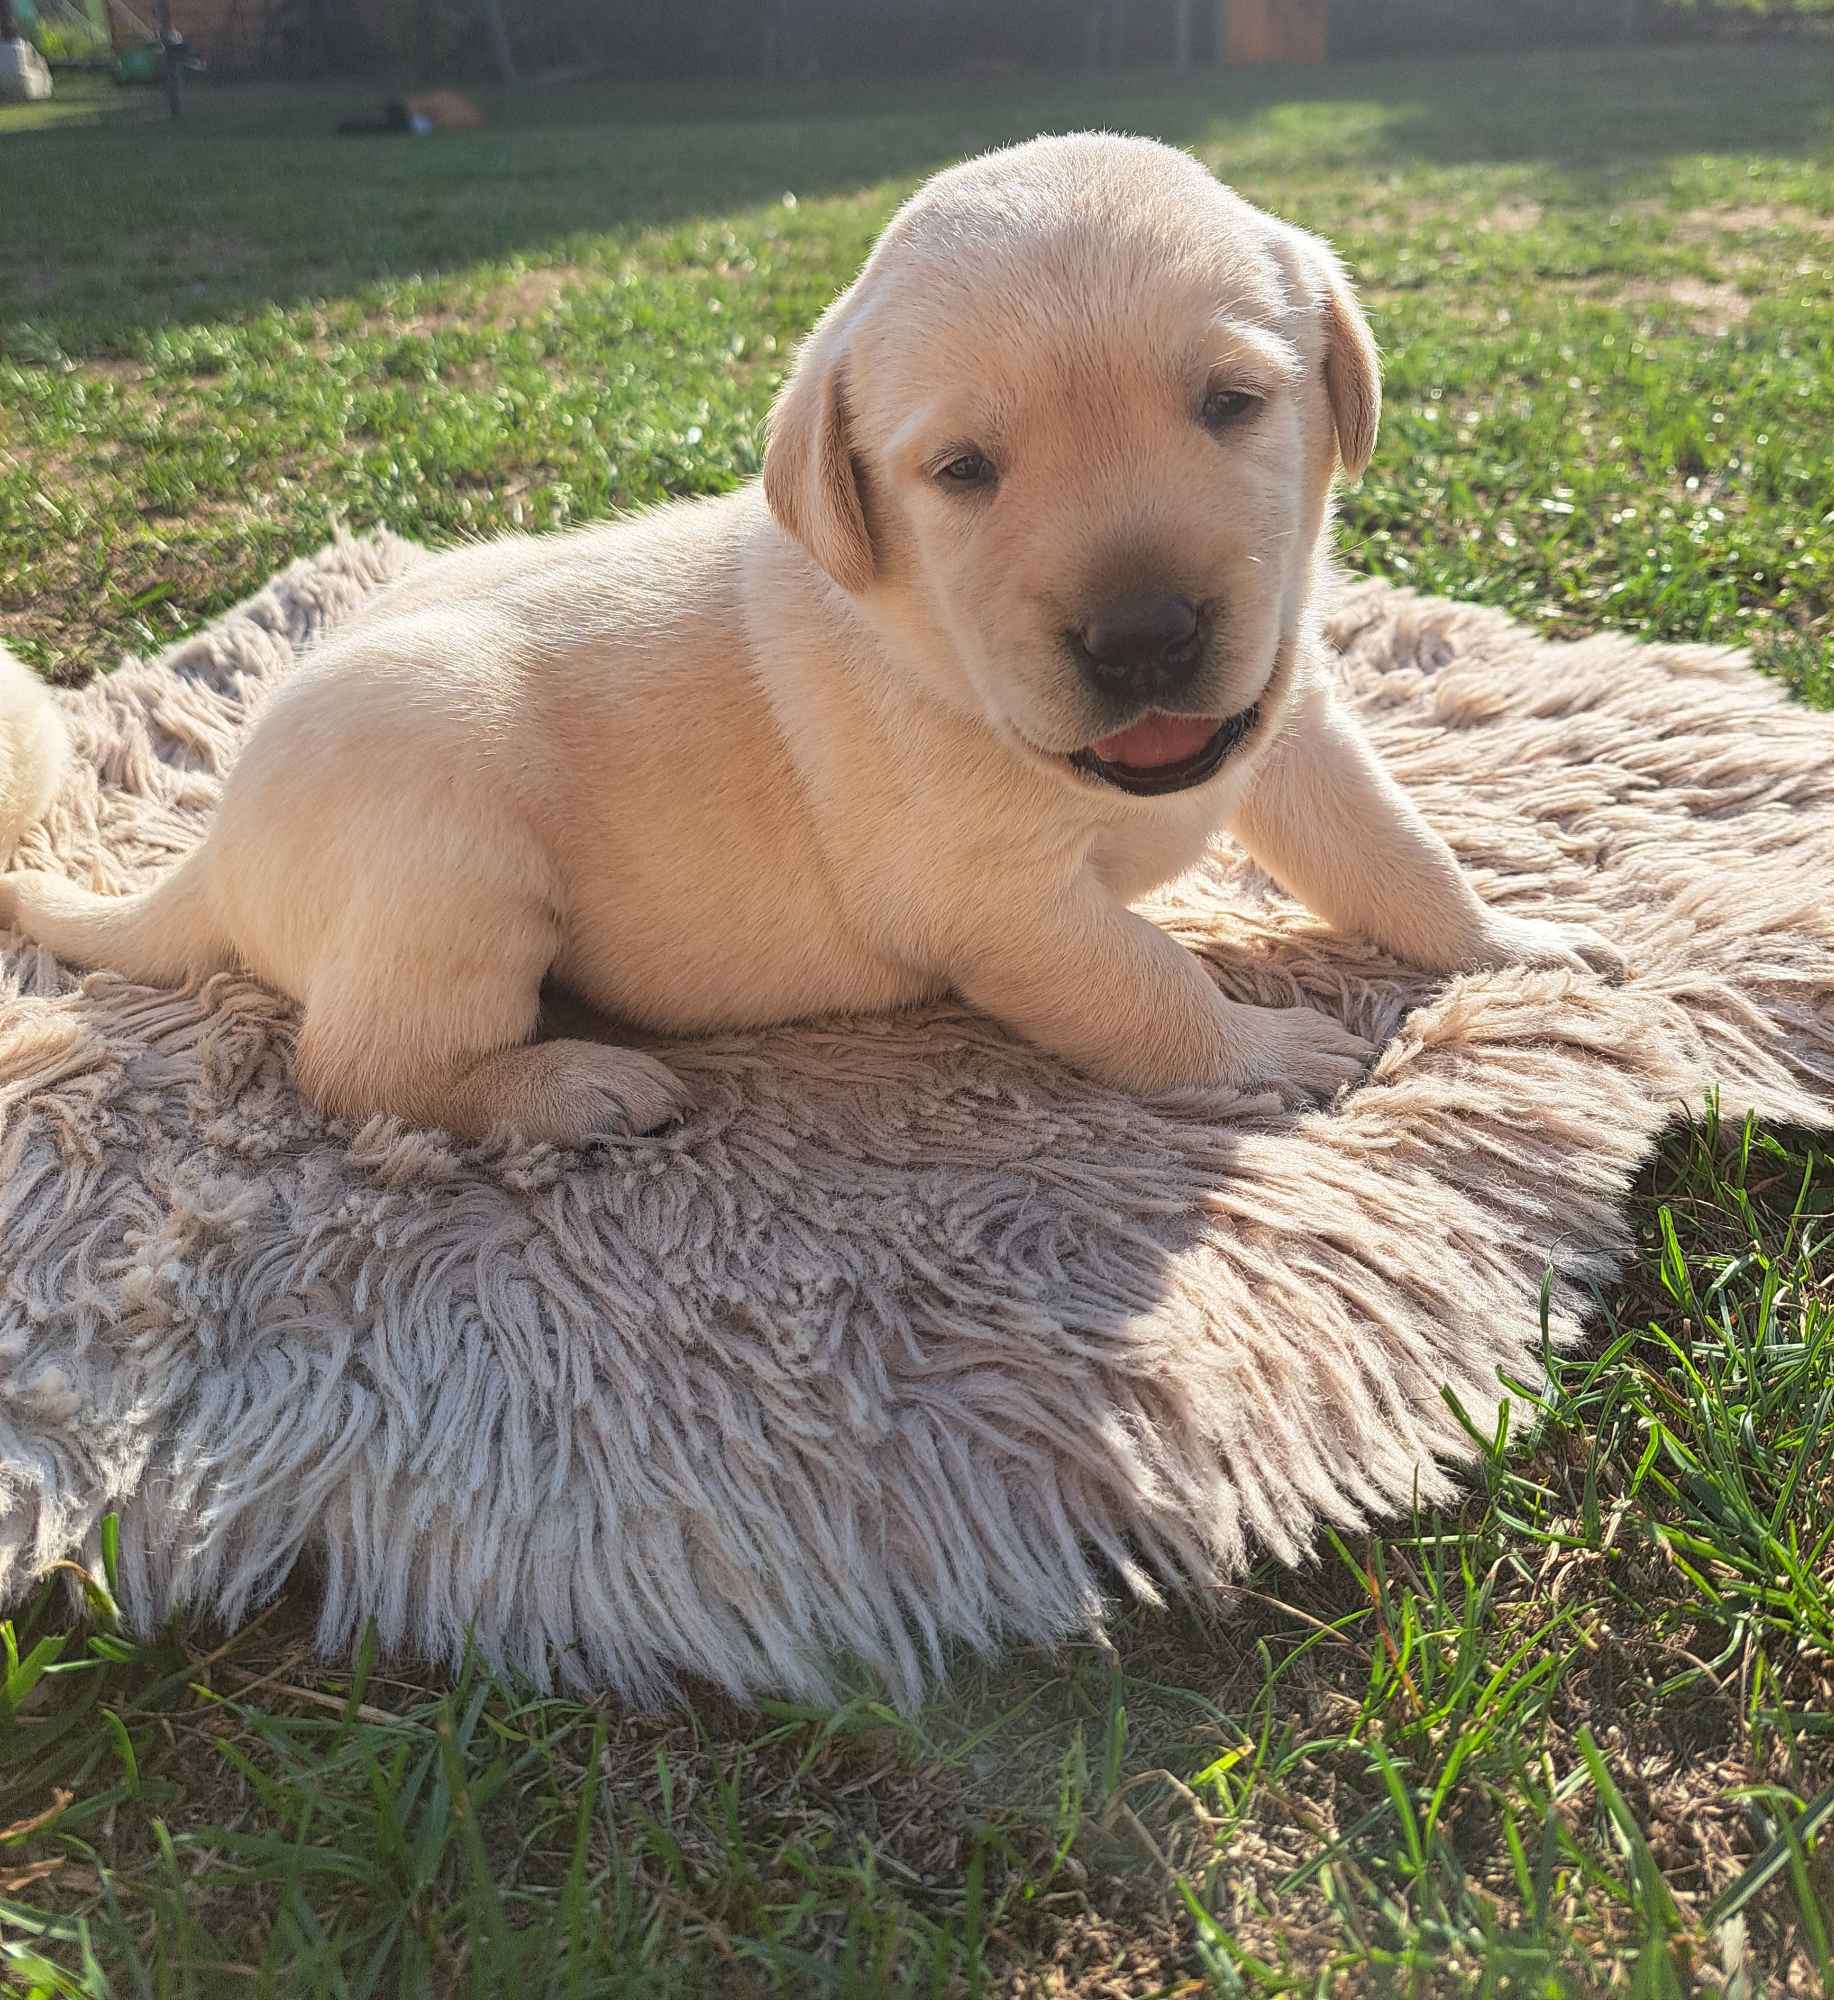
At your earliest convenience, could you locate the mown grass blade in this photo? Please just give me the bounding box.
[1702,1784,1834,1933]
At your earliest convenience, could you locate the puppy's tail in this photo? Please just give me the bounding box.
[0,644,67,870]
[0,854,229,985]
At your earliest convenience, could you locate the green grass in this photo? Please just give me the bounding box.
[1,45,1831,1997]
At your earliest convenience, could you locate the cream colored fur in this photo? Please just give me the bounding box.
[0,134,1617,1142]
[0,647,67,871]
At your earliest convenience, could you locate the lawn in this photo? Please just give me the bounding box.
[1,42,1832,1998]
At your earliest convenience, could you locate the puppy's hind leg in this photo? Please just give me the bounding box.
[296,893,688,1146]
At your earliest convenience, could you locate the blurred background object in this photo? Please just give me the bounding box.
[6,0,1828,94]
[0,0,57,100]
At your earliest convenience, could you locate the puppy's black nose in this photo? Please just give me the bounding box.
[1073,593,1203,702]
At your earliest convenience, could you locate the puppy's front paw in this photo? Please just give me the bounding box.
[1220,1001,1375,1107]
[1469,914,1629,983]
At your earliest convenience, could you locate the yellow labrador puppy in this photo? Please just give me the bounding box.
[0,134,1615,1144]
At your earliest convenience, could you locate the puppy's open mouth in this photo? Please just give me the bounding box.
[1069,706,1260,797]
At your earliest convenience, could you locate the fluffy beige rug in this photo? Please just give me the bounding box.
[1,532,1829,1702]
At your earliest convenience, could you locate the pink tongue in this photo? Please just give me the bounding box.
[1089,713,1217,770]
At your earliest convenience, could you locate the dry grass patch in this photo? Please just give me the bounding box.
[368,262,604,340]
[1682,203,1834,242]
[1483,197,1545,234]
[1623,275,1755,334]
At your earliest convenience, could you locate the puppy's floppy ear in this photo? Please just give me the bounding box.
[762,315,875,595]
[1274,223,1382,481]
[1316,251,1381,481]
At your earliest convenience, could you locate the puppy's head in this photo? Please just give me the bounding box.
[763,133,1379,800]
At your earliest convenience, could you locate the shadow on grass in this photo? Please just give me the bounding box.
[2,42,1831,356]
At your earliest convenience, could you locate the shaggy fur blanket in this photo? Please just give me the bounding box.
[1,533,1830,1702]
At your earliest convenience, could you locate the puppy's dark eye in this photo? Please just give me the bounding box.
[935,451,996,490]
[1200,388,1260,433]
